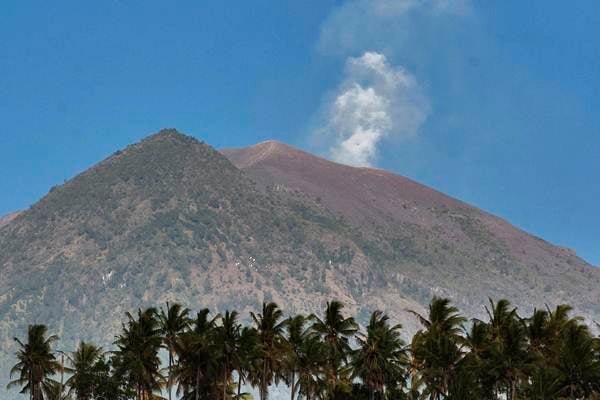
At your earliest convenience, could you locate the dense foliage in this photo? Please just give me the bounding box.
[8,297,600,400]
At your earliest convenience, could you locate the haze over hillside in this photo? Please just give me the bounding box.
[1,129,599,393]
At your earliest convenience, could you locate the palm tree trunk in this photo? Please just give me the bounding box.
[168,352,173,400]
[261,359,268,400]
[237,372,243,398]
[223,366,228,400]
[510,379,517,400]
[59,352,64,400]
[196,368,201,400]
[290,371,296,400]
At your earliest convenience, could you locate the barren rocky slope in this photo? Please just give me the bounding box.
[223,140,600,319]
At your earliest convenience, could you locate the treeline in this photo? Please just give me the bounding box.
[7,298,600,400]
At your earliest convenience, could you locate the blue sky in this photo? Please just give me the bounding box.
[1,1,599,265]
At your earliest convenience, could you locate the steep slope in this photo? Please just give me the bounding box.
[0,130,423,390]
[223,141,600,320]
[1,131,599,394]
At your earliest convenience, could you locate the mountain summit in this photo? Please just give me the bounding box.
[223,139,600,317]
[1,129,599,390]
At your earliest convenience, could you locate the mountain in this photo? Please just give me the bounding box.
[1,130,599,393]
[0,130,418,389]
[223,140,600,318]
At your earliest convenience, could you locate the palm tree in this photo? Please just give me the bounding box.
[409,297,466,400]
[524,365,562,400]
[546,304,579,337]
[216,310,242,399]
[172,308,219,400]
[8,324,61,400]
[460,320,496,399]
[409,297,465,338]
[65,341,104,400]
[296,335,326,400]
[526,308,550,359]
[43,380,71,400]
[114,307,164,400]
[483,299,530,400]
[283,314,309,400]
[310,300,358,398]
[352,311,408,400]
[545,305,582,358]
[158,302,190,400]
[234,326,258,399]
[250,302,286,400]
[445,361,482,400]
[173,332,214,400]
[555,322,600,398]
[88,355,125,400]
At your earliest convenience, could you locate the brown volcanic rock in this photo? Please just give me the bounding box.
[224,142,582,264]
[223,140,464,228]
[223,140,600,320]
[222,141,573,265]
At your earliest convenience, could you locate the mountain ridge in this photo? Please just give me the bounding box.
[0,211,21,229]
[0,129,423,345]
[222,141,590,272]
[223,138,600,323]
[1,129,599,395]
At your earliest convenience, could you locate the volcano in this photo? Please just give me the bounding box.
[1,129,598,391]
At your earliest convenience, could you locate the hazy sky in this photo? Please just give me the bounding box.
[1,1,599,265]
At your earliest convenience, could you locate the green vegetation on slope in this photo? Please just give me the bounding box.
[0,130,397,392]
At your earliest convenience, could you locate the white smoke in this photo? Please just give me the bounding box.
[320,52,429,167]
[318,0,472,56]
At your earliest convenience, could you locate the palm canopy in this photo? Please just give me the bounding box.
[310,300,358,364]
[409,297,466,400]
[43,380,72,400]
[234,326,259,399]
[250,302,286,400]
[295,335,327,400]
[158,302,191,348]
[555,322,600,398]
[282,314,310,400]
[171,308,224,399]
[114,307,164,400]
[409,297,466,338]
[65,341,104,400]
[352,310,408,397]
[215,310,242,399]
[285,314,309,351]
[309,300,358,398]
[158,302,190,400]
[8,324,61,400]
